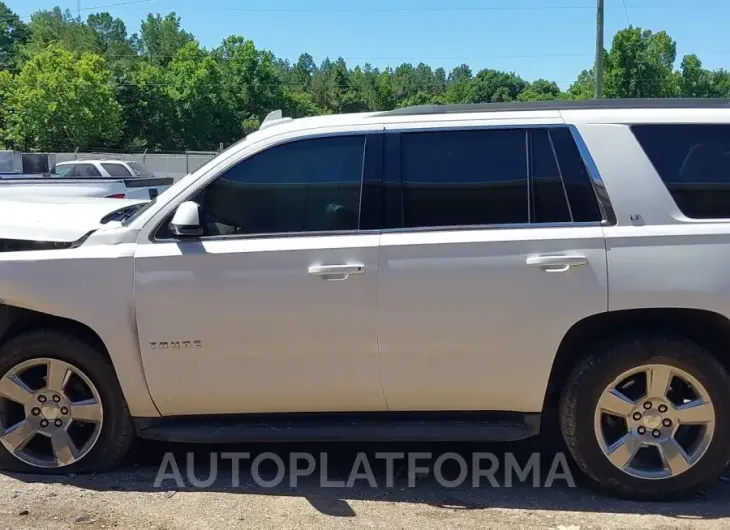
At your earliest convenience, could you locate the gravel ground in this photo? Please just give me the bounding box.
[1,435,729,530]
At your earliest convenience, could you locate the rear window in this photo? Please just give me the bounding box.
[632,124,730,219]
[126,161,154,177]
[101,163,132,177]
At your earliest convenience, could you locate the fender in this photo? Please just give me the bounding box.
[0,244,160,417]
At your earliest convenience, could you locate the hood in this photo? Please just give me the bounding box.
[0,196,148,242]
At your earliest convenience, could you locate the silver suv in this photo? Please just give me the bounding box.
[0,99,729,500]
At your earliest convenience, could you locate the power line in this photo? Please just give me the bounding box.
[18,0,154,19]
[16,1,730,19]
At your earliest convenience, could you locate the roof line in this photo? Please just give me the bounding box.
[374,98,730,117]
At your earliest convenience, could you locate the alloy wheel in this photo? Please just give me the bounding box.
[0,358,104,469]
[594,363,715,480]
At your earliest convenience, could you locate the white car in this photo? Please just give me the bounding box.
[1,101,730,501]
[0,160,172,200]
[54,160,155,179]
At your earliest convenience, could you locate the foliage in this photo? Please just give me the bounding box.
[0,2,729,151]
[2,44,122,150]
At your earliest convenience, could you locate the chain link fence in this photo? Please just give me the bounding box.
[54,150,219,181]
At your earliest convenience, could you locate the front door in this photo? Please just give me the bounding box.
[133,133,386,416]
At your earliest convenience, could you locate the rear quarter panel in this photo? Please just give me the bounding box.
[572,121,730,318]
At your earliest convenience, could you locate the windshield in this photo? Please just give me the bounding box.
[121,135,251,227]
[127,161,154,177]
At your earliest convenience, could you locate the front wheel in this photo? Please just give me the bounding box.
[560,335,730,500]
[0,330,134,474]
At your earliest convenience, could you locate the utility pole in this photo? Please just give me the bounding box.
[77,0,81,21]
[594,0,605,99]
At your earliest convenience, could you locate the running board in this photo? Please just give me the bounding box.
[134,412,540,444]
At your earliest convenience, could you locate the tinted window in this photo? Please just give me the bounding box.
[399,128,528,228]
[632,124,730,219]
[101,163,132,177]
[531,128,572,223]
[549,127,601,223]
[72,164,101,177]
[199,135,366,236]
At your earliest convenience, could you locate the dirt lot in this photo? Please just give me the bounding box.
[1,435,730,530]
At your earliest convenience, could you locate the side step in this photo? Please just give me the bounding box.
[135,412,541,444]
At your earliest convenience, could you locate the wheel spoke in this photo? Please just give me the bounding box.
[0,421,35,452]
[0,375,33,405]
[647,365,673,400]
[597,390,635,418]
[51,429,78,466]
[659,437,691,476]
[45,360,70,393]
[606,433,641,469]
[70,399,102,423]
[675,400,715,425]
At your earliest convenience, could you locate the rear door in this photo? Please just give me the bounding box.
[377,124,610,413]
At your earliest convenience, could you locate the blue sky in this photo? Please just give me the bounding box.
[10,0,730,89]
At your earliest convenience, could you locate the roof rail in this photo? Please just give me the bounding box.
[260,110,293,130]
[374,98,730,117]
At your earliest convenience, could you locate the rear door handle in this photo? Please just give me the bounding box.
[526,254,587,272]
[308,264,366,280]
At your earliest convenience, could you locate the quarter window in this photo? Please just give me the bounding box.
[198,135,366,236]
[632,124,730,219]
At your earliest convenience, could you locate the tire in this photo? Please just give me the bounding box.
[0,329,134,474]
[559,334,730,500]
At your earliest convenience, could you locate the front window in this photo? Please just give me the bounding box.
[194,135,367,237]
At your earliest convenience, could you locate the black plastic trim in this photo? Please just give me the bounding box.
[375,98,730,117]
[134,411,541,443]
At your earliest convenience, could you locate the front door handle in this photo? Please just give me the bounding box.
[308,264,366,280]
[526,254,587,272]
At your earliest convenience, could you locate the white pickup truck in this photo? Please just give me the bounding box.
[0,160,174,200]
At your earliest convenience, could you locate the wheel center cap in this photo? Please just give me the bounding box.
[642,411,662,430]
[40,403,61,420]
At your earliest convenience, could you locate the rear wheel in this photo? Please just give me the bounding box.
[560,335,730,500]
[0,330,134,474]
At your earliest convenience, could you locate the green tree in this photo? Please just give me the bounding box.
[519,79,562,101]
[467,69,528,103]
[165,41,225,149]
[604,27,678,98]
[86,12,135,63]
[0,2,29,72]
[24,8,97,57]
[116,60,175,150]
[214,36,284,136]
[3,44,122,150]
[133,13,194,67]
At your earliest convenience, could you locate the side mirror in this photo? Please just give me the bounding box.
[170,201,203,237]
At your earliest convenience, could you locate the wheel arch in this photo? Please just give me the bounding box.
[543,308,730,413]
[0,304,112,364]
